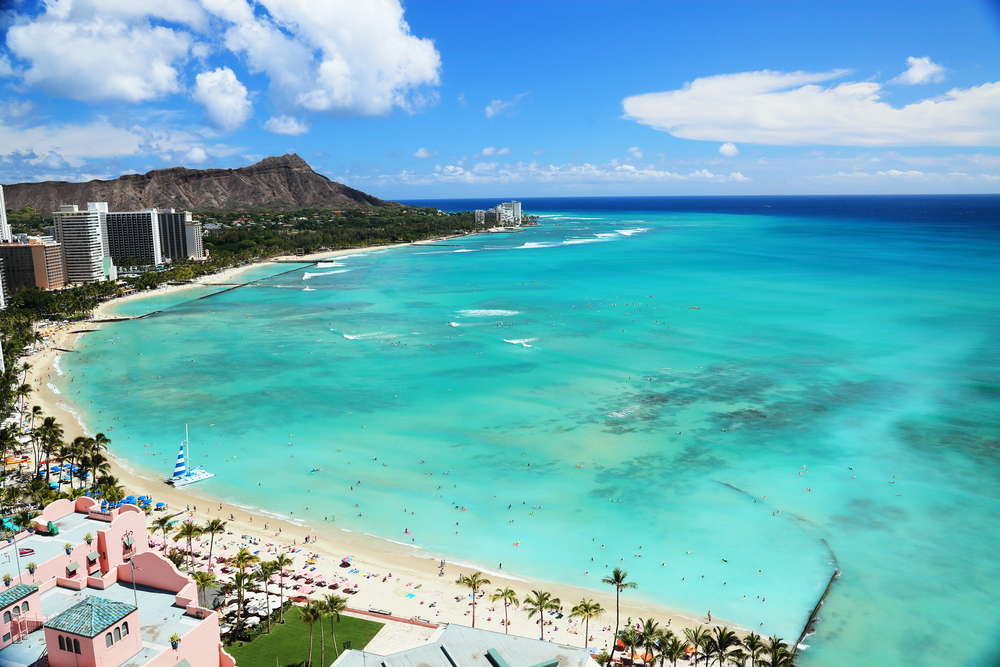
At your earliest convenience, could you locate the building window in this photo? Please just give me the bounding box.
[114,627,121,642]
[2,612,9,624]
[20,602,27,612]
[74,638,81,654]
[121,622,129,637]
[3,633,10,643]
[106,632,113,648]
[59,635,66,651]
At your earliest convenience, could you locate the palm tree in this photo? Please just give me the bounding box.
[300,601,323,666]
[173,521,203,571]
[322,594,348,660]
[202,518,227,566]
[36,417,64,483]
[743,633,765,667]
[191,570,216,608]
[705,626,741,667]
[455,571,491,628]
[274,553,294,623]
[490,587,519,634]
[28,405,42,434]
[231,546,260,572]
[522,589,560,641]
[602,567,637,665]
[761,636,795,667]
[149,513,179,551]
[230,570,256,636]
[683,626,711,667]
[569,598,604,648]
[662,634,687,667]
[255,561,278,634]
[640,617,661,662]
[619,626,641,663]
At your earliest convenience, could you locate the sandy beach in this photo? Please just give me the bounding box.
[19,240,738,652]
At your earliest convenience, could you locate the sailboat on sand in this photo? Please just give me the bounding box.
[165,425,214,487]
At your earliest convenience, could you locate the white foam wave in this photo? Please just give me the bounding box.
[47,382,61,395]
[343,332,406,340]
[457,309,521,317]
[517,242,562,249]
[303,270,351,280]
[303,287,316,291]
[563,238,606,245]
[615,228,649,236]
[53,355,64,376]
[595,233,619,238]
[608,405,639,418]
[452,249,478,253]
[503,338,537,347]
[447,322,461,327]
[316,261,346,268]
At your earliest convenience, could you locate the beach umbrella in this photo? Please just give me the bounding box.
[155,502,166,508]
[297,585,314,595]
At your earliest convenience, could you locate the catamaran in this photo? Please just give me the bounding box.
[165,425,214,487]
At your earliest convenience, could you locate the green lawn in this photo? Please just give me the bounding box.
[225,606,383,667]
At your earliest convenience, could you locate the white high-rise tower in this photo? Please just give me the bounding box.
[0,184,13,243]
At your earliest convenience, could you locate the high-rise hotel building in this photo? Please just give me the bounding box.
[104,208,163,266]
[52,204,115,284]
[0,184,13,243]
[157,209,204,260]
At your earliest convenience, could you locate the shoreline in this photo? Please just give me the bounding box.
[23,236,744,650]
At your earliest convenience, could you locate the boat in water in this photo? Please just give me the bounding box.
[165,425,214,487]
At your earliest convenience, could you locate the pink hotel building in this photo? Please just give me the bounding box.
[0,496,233,667]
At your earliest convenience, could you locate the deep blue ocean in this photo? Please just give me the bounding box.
[60,195,1000,666]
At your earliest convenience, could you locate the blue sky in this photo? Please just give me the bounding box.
[1,0,998,199]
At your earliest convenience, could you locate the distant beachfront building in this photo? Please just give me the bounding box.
[104,208,163,266]
[52,205,115,284]
[474,201,523,227]
[0,185,13,243]
[335,623,599,667]
[0,240,68,291]
[157,209,205,260]
[0,496,231,667]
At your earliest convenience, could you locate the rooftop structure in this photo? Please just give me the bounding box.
[0,497,233,667]
[334,624,599,667]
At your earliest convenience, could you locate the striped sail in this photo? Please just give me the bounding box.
[173,443,186,477]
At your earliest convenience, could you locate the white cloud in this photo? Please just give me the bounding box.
[622,68,1000,147]
[192,67,252,132]
[627,146,643,159]
[6,10,192,103]
[719,142,739,156]
[358,158,753,187]
[485,93,528,118]
[4,0,441,119]
[413,147,438,158]
[264,115,309,135]
[478,146,511,157]
[212,0,441,117]
[889,56,946,85]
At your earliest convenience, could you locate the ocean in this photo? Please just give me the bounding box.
[59,195,1000,666]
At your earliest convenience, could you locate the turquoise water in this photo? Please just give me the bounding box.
[105,264,309,317]
[60,199,1000,666]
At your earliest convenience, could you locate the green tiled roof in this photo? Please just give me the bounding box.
[44,596,136,637]
[0,584,37,609]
